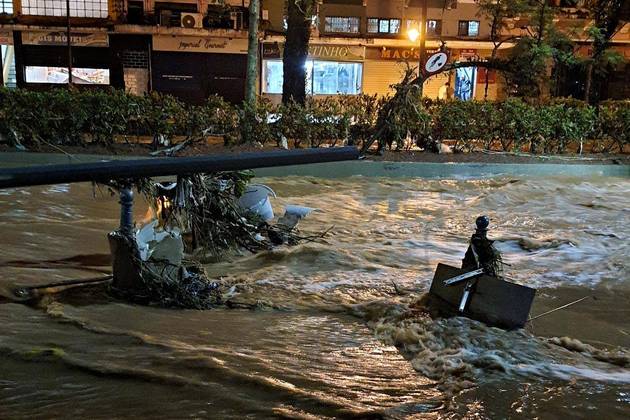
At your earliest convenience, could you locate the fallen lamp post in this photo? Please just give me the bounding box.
[0,148,360,301]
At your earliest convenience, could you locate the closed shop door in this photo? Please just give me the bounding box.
[206,53,247,104]
[362,60,409,96]
[152,51,246,104]
[152,51,207,104]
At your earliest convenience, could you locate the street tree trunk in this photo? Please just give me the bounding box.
[584,61,593,103]
[245,0,260,105]
[282,0,312,105]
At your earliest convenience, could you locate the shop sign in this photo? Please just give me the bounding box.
[365,47,441,61]
[22,31,108,47]
[262,42,365,61]
[153,35,248,54]
[0,30,13,45]
[309,45,364,60]
[425,52,448,74]
[262,42,282,58]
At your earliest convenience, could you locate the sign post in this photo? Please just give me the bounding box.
[424,51,448,74]
[66,0,72,86]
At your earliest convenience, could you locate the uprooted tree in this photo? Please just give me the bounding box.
[360,0,622,153]
[106,172,330,309]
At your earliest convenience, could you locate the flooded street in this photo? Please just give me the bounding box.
[0,167,629,418]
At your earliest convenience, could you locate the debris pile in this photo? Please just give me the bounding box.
[107,172,326,308]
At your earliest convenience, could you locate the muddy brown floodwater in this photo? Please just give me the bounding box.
[0,171,629,419]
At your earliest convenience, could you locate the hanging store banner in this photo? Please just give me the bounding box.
[262,42,365,61]
[22,31,109,47]
[476,68,497,84]
[152,35,248,54]
[365,47,441,61]
[0,30,13,45]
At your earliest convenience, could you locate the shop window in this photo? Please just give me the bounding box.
[458,20,479,37]
[367,18,401,34]
[25,66,110,84]
[455,66,476,101]
[263,59,362,95]
[21,0,108,18]
[263,60,284,94]
[312,61,362,94]
[1,0,12,14]
[324,16,360,33]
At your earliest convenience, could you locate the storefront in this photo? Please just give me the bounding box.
[261,42,365,100]
[363,45,508,100]
[363,46,451,98]
[151,35,248,104]
[16,30,110,87]
[261,42,462,100]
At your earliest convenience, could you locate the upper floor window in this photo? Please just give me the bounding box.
[406,19,419,31]
[367,18,401,34]
[324,16,360,33]
[406,19,442,36]
[21,0,108,18]
[427,20,442,35]
[1,0,12,14]
[458,20,479,37]
[283,15,318,31]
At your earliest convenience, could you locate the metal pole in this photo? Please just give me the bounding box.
[119,187,134,236]
[418,0,427,96]
[66,0,73,86]
[0,147,360,189]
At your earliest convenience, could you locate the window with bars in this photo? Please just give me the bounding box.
[367,18,401,34]
[324,16,360,33]
[1,0,13,14]
[458,20,479,37]
[21,0,108,18]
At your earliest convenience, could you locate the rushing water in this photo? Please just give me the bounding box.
[0,168,629,419]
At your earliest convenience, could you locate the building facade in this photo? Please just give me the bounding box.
[0,0,252,103]
[0,0,628,102]
[260,0,510,102]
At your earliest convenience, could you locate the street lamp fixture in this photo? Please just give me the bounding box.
[407,28,420,43]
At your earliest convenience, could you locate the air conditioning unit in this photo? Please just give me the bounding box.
[230,11,244,30]
[181,13,203,29]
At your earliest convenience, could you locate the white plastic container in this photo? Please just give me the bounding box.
[238,184,276,221]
